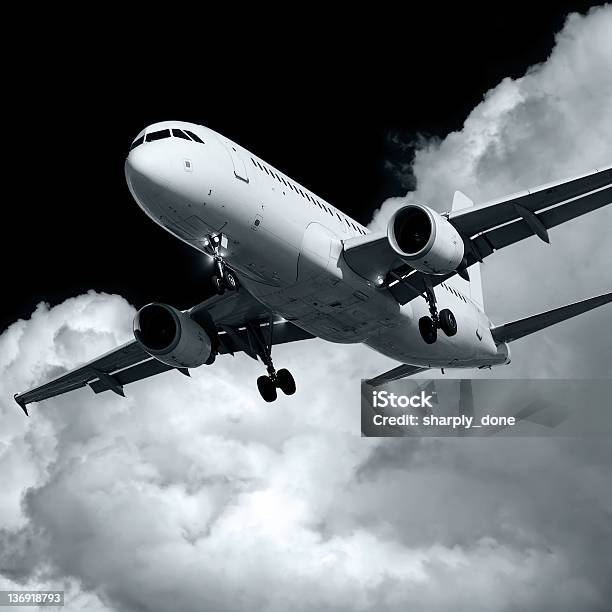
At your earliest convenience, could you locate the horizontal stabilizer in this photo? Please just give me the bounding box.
[365,364,429,387]
[491,292,612,344]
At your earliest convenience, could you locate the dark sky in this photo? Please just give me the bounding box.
[2,2,602,331]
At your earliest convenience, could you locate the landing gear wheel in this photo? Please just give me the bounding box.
[257,375,278,402]
[211,275,225,295]
[419,316,438,344]
[439,309,457,336]
[276,368,296,395]
[223,270,238,291]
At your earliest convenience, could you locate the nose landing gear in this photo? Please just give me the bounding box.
[419,286,458,344]
[204,233,238,295]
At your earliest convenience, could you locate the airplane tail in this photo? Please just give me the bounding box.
[490,292,612,344]
[450,191,484,309]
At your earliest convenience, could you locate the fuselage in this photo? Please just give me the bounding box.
[124,121,508,369]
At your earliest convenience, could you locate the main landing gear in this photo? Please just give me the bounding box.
[247,319,296,402]
[204,233,238,295]
[419,286,457,344]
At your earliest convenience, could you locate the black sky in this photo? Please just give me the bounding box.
[3,3,603,331]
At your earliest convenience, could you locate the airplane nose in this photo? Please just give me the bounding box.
[125,145,172,199]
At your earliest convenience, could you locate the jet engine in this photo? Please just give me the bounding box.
[388,204,465,275]
[133,303,213,368]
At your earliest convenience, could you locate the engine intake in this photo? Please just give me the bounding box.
[388,204,464,275]
[133,303,212,369]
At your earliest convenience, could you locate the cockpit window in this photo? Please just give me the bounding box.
[130,135,145,150]
[129,127,205,152]
[184,130,204,144]
[146,129,171,142]
[172,128,191,140]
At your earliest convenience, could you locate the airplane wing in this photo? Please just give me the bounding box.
[14,289,314,414]
[490,292,612,344]
[344,165,612,304]
[364,363,429,387]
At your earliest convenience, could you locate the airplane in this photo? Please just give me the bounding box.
[14,121,612,413]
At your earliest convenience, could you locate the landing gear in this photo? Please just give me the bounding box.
[246,319,296,402]
[211,268,238,295]
[419,316,438,344]
[211,275,224,295]
[419,286,457,343]
[439,308,457,336]
[257,375,277,402]
[223,269,238,291]
[276,368,296,395]
[205,233,238,294]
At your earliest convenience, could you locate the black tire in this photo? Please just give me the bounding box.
[419,316,437,344]
[276,368,296,395]
[257,375,277,402]
[439,309,457,336]
[224,270,238,291]
[211,275,225,295]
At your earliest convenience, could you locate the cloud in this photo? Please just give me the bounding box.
[2,6,612,612]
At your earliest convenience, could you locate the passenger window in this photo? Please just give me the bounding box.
[130,135,145,150]
[172,129,191,140]
[146,129,171,142]
[184,130,204,143]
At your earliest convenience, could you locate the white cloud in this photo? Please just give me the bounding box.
[2,6,612,612]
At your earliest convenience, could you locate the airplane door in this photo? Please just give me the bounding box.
[224,142,249,183]
[297,222,334,282]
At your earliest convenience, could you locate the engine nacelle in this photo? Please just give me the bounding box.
[388,204,464,274]
[133,303,212,369]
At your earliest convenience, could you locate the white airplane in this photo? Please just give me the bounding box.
[14,121,612,412]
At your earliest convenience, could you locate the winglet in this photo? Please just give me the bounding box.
[14,394,29,416]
